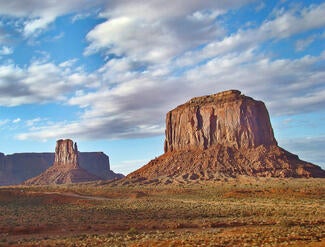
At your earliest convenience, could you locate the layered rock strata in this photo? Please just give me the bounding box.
[24,139,103,185]
[129,90,325,181]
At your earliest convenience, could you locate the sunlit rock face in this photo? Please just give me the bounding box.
[164,90,277,152]
[128,90,325,181]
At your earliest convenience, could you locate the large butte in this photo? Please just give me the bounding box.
[128,90,325,181]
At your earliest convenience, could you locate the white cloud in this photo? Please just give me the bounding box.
[72,13,89,23]
[0,60,96,106]
[12,118,21,124]
[84,1,254,62]
[190,9,223,22]
[176,2,325,67]
[295,35,315,51]
[52,32,64,41]
[84,14,219,62]
[0,0,102,37]
[0,46,13,55]
[26,117,42,127]
[59,59,78,68]
[23,16,55,37]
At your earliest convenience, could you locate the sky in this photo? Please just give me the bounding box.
[0,0,324,175]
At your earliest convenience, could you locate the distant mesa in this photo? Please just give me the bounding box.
[128,90,325,181]
[23,139,122,185]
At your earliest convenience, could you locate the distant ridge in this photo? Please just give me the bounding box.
[128,90,325,182]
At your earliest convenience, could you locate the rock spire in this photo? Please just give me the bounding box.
[53,139,79,168]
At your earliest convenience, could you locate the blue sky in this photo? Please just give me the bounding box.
[0,0,324,174]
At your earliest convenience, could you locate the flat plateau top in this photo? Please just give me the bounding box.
[175,90,255,110]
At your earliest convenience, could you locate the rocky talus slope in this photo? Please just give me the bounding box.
[128,90,325,181]
[24,139,103,185]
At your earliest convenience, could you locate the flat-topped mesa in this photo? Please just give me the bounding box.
[164,90,277,152]
[53,139,79,168]
[128,90,325,180]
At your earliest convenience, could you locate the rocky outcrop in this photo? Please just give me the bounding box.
[23,139,121,185]
[129,90,325,181]
[0,150,123,186]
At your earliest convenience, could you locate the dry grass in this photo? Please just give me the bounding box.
[0,177,324,246]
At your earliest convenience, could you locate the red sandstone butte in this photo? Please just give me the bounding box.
[24,139,101,185]
[128,90,325,181]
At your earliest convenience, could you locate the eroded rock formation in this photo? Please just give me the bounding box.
[0,152,123,186]
[53,139,79,168]
[128,90,325,181]
[24,139,107,185]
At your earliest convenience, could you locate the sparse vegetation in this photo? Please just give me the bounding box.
[0,178,324,246]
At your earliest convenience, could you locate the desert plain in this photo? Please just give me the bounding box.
[0,177,324,246]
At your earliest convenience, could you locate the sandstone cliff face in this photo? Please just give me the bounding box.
[24,139,106,185]
[165,90,277,152]
[129,90,325,181]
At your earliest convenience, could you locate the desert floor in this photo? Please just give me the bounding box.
[0,178,324,246]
